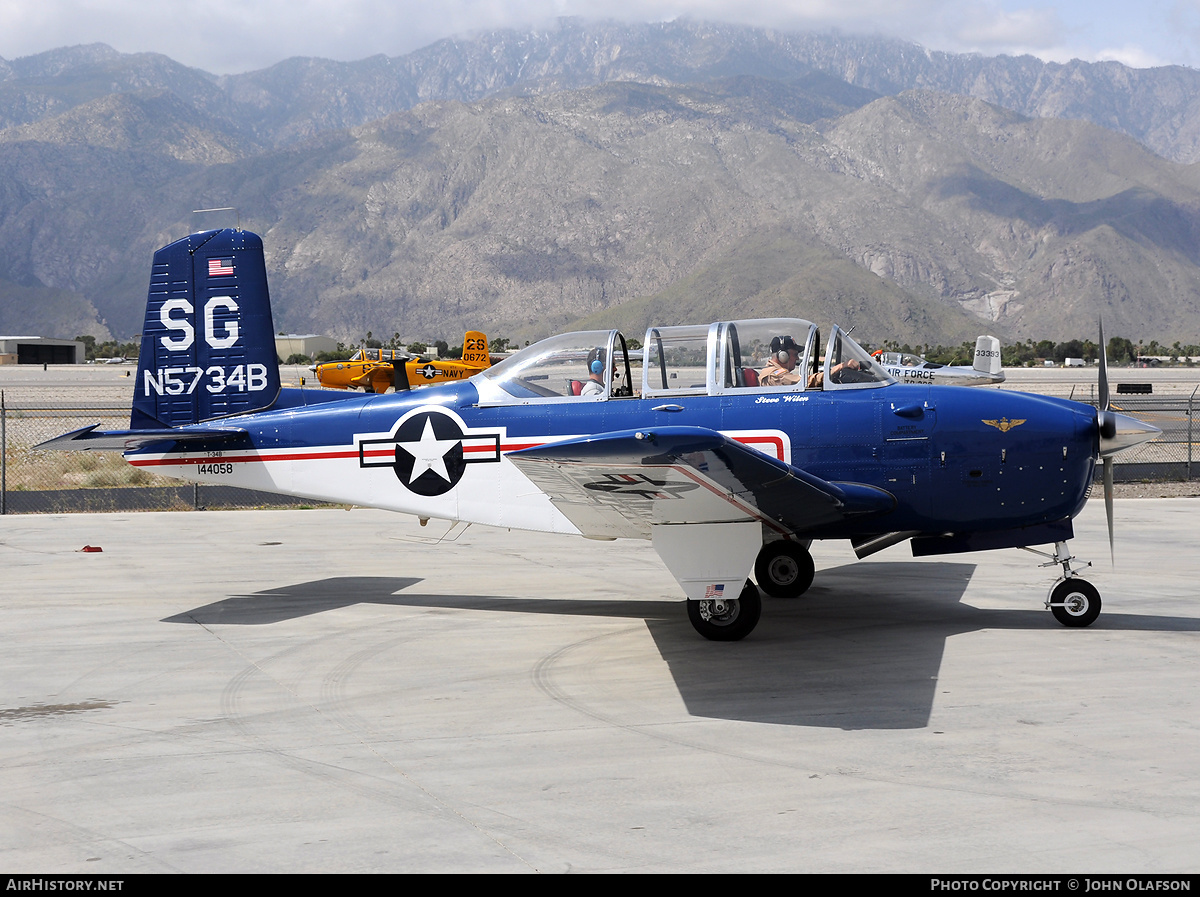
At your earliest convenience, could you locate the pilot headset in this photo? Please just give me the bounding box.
[590,359,604,375]
[771,336,797,365]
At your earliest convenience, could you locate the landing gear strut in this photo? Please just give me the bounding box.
[754,541,815,599]
[1024,540,1102,628]
[687,580,762,641]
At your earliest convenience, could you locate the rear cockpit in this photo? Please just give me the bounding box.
[476,318,891,405]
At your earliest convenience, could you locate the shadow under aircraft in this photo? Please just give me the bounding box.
[163,564,1200,731]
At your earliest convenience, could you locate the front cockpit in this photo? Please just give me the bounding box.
[476,318,891,405]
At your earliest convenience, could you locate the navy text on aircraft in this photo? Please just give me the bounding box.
[41,229,1159,641]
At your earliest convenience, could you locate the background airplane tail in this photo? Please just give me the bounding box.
[972,335,1002,376]
[131,228,281,429]
[462,330,491,368]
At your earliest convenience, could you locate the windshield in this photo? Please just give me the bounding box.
[480,330,629,402]
[822,327,893,389]
[877,351,940,369]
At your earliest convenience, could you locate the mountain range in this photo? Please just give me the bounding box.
[2,18,1200,348]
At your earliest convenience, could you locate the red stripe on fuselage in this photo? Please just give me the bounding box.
[128,434,785,466]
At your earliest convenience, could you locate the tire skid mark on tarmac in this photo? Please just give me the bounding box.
[203,615,540,871]
[1,801,185,872]
[532,625,923,775]
[531,623,1200,818]
[527,625,776,765]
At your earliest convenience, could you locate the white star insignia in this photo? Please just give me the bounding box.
[399,417,460,483]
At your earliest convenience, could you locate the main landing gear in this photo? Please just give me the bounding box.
[753,540,815,599]
[688,580,762,642]
[1026,540,1102,628]
[685,541,814,642]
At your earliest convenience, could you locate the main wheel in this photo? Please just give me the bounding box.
[1049,578,1102,628]
[754,541,815,599]
[687,580,762,641]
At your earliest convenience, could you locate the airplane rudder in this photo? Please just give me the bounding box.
[974,335,1002,375]
[131,228,281,429]
[463,330,490,367]
[131,231,205,428]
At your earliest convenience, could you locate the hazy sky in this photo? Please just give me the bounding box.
[2,0,1199,74]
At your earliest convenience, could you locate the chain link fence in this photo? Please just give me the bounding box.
[0,393,331,514]
[1,390,1193,515]
[1092,393,1200,481]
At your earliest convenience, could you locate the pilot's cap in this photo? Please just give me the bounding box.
[770,335,799,354]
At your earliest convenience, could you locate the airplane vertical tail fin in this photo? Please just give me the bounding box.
[462,331,491,369]
[131,229,281,429]
[973,336,1002,376]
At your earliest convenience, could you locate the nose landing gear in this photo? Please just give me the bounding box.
[1025,541,1102,628]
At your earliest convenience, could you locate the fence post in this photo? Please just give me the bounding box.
[1190,388,1196,480]
[1,390,6,515]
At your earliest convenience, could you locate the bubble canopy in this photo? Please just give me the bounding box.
[475,319,891,405]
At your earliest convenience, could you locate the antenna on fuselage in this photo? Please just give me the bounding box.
[191,207,241,233]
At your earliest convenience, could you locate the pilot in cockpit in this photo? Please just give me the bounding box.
[758,336,803,386]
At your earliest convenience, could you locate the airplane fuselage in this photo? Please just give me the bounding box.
[128,378,1096,542]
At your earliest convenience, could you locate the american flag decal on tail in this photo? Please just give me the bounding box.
[208,258,234,277]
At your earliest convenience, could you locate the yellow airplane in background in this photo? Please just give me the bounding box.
[311,331,492,393]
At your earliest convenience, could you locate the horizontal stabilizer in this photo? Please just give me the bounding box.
[34,424,247,452]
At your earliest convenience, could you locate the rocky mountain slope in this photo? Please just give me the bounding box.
[2,20,1199,347]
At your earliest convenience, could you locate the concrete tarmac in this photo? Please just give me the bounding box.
[2,500,1199,873]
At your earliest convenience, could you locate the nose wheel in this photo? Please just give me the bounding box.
[1048,578,1102,628]
[1025,540,1103,628]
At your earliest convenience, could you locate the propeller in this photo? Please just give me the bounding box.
[1098,319,1115,562]
[1094,319,1162,563]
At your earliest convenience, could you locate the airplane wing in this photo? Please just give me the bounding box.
[509,426,896,603]
[507,426,895,540]
[35,424,248,452]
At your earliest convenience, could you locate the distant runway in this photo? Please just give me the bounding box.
[2,361,1199,402]
[2,501,1198,872]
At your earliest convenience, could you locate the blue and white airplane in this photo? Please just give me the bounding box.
[41,228,1160,640]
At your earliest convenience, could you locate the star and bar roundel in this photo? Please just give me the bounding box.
[357,407,501,496]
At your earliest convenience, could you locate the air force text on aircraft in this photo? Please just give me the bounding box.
[144,295,270,397]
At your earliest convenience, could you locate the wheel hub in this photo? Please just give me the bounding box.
[768,556,798,585]
[699,598,738,624]
[1062,591,1089,615]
